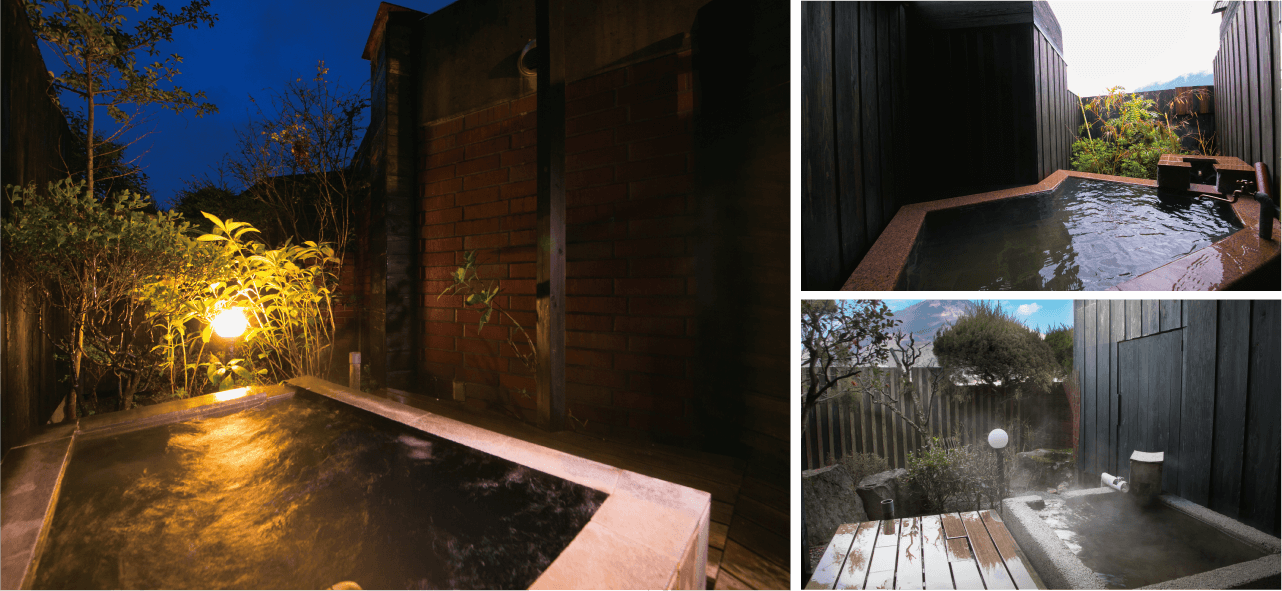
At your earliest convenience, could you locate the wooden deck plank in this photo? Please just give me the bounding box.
[980,511,1040,590]
[711,521,729,550]
[875,519,900,546]
[895,518,924,589]
[714,569,753,590]
[944,537,971,562]
[728,511,788,571]
[808,523,863,589]
[950,561,985,590]
[941,513,967,538]
[707,546,723,586]
[720,539,789,591]
[713,500,734,525]
[962,511,1016,589]
[814,521,879,589]
[920,515,954,590]
[865,569,896,590]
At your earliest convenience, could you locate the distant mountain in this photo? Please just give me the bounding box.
[1135,71,1213,92]
[882,300,972,368]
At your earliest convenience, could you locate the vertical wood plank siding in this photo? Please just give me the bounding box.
[1214,1,1279,192]
[801,1,909,290]
[803,2,1074,288]
[1074,300,1281,536]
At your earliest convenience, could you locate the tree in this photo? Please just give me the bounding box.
[218,61,368,256]
[1044,323,1074,378]
[171,180,275,242]
[858,329,953,439]
[3,179,190,419]
[62,110,151,202]
[26,0,218,197]
[800,300,898,432]
[932,301,1059,403]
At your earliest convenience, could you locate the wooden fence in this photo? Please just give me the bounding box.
[802,367,1070,471]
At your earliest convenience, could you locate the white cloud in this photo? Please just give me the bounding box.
[1016,303,1042,317]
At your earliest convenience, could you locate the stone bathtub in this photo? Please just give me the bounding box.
[841,170,1280,291]
[1001,487,1280,589]
[1,377,710,589]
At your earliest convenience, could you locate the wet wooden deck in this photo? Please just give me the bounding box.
[806,510,1043,590]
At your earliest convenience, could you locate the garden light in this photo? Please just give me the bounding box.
[212,308,248,338]
[989,428,1009,501]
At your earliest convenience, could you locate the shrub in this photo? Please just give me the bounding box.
[141,213,340,396]
[1071,87,1185,180]
[906,437,1006,513]
[835,452,888,490]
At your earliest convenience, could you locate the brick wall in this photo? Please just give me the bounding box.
[417,50,697,444]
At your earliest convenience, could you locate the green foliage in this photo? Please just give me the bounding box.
[171,182,275,241]
[439,250,536,374]
[933,301,1058,400]
[906,438,1004,514]
[3,178,190,417]
[141,213,340,397]
[1044,324,1074,377]
[1070,87,1185,180]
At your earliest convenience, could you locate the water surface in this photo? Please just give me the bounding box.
[34,394,605,590]
[901,177,1243,290]
[1036,495,1265,588]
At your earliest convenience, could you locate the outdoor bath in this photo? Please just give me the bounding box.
[840,169,1280,291]
[1001,487,1281,589]
[0,377,711,590]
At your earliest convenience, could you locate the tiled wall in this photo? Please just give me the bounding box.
[417,51,698,443]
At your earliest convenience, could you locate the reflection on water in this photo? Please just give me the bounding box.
[33,394,605,590]
[1036,495,1266,589]
[902,177,1244,290]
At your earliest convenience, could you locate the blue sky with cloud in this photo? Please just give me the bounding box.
[882,300,1074,334]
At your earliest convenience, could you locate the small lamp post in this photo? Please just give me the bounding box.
[988,428,1009,505]
[212,308,248,339]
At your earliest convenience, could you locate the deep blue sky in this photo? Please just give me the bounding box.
[35,0,454,209]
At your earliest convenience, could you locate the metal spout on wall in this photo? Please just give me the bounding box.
[1129,450,1164,508]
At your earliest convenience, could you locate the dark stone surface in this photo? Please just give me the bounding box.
[801,464,866,548]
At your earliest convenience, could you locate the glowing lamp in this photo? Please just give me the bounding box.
[212,308,248,338]
[988,428,1009,449]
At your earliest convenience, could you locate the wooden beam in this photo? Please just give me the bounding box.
[535,0,566,431]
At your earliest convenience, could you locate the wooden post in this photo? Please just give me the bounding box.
[349,352,361,391]
[535,0,566,431]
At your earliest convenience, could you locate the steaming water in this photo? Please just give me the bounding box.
[1037,495,1265,588]
[32,394,606,590]
[901,176,1243,290]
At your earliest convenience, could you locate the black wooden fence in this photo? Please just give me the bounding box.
[1213,1,1279,192]
[1074,300,1280,537]
[802,1,911,291]
[802,367,1071,471]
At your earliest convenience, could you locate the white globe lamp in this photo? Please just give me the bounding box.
[988,428,1009,449]
[212,308,248,339]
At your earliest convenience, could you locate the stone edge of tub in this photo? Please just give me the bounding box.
[1001,493,1104,590]
[0,428,73,590]
[285,376,712,590]
[1003,487,1282,590]
[75,383,296,440]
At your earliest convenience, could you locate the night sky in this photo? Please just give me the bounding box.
[34,0,455,209]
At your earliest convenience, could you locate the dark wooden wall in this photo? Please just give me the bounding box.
[801,1,911,291]
[1032,24,1072,182]
[1074,300,1280,536]
[1214,1,1279,192]
[1,0,74,455]
[904,2,1072,201]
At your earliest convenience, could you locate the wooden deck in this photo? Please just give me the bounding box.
[374,388,789,590]
[806,510,1043,590]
